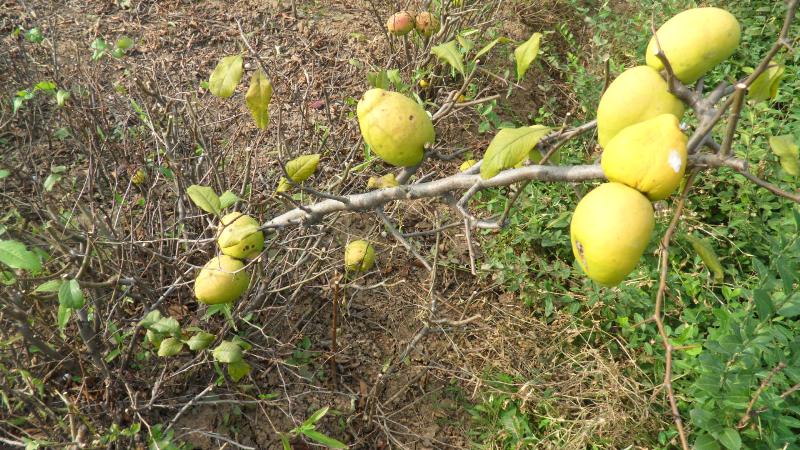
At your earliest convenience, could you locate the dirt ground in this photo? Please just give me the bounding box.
[2,0,666,448]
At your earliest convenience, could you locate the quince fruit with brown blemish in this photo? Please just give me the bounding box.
[216,212,264,260]
[386,11,415,36]
[570,183,654,286]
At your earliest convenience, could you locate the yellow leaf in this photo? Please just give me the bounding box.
[514,32,542,81]
[209,55,244,99]
[366,173,399,189]
[769,135,800,177]
[748,64,784,103]
[245,70,273,129]
[285,154,321,183]
[686,234,724,281]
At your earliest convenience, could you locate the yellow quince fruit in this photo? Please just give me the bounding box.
[194,255,251,305]
[596,66,684,148]
[217,212,265,260]
[646,7,741,85]
[601,114,688,201]
[570,183,655,286]
[344,240,375,272]
[357,88,435,167]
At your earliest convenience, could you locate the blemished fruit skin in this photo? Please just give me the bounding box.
[344,240,375,272]
[357,88,435,167]
[386,11,415,35]
[601,114,688,201]
[194,255,251,305]
[217,212,265,260]
[415,12,440,37]
[646,7,741,84]
[596,66,685,148]
[570,183,655,286]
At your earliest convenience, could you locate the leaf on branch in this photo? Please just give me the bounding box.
[57,304,72,332]
[35,279,62,293]
[186,331,216,351]
[432,40,465,76]
[227,360,251,382]
[186,185,221,216]
[212,340,243,363]
[748,64,784,103]
[717,427,742,450]
[218,190,239,210]
[685,234,724,281]
[208,55,243,98]
[286,154,321,182]
[139,310,162,329]
[301,429,347,449]
[0,240,42,272]
[158,337,184,357]
[768,135,800,177]
[459,159,477,172]
[474,37,509,62]
[480,125,551,179]
[150,317,181,336]
[777,292,800,318]
[514,32,542,81]
[367,173,399,189]
[367,70,390,89]
[58,279,84,309]
[245,69,273,129]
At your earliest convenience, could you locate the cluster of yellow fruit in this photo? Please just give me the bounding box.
[570,7,740,286]
[386,10,441,37]
[193,212,265,305]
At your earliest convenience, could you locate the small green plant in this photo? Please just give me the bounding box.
[279,406,347,449]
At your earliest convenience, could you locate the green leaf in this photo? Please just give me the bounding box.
[186,185,221,216]
[24,27,43,43]
[480,125,551,179]
[474,37,503,62]
[694,434,722,450]
[43,173,61,192]
[0,169,9,179]
[226,360,251,382]
[212,340,243,363]
[0,240,41,272]
[778,293,800,318]
[686,234,724,281]
[208,55,244,98]
[245,69,273,129]
[58,279,84,309]
[367,70,389,89]
[34,279,62,293]
[34,81,56,92]
[55,89,70,107]
[748,64,784,102]
[115,36,134,50]
[301,429,347,449]
[151,317,181,336]
[514,32,542,81]
[303,406,329,427]
[769,135,800,177]
[285,154,321,183]
[281,436,291,450]
[431,40,465,76]
[218,191,239,210]
[158,337,184,357]
[57,303,72,332]
[139,310,162,329]
[186,331,216,351]
[717,428,741,450]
